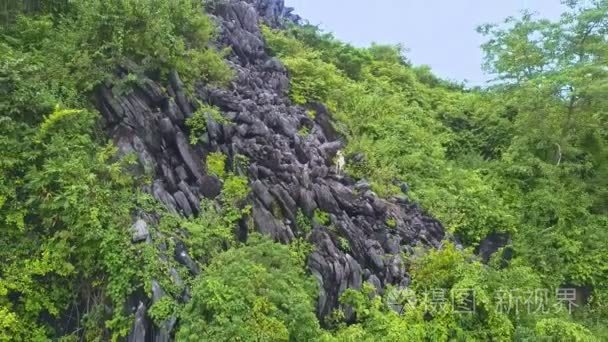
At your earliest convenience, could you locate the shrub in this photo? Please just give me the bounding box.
[535,319,595,342]
[221,175,249,205]
[337,237,350,252]
[182,200,236,263]
[186,103,228,144]
[206,152,227,178]
[177,235,321,341]
[0,107,142,339]
[313,209,331,226]
[1,0,232,122]
[295,209,312,235]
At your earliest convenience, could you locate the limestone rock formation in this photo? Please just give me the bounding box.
[95,0,445,339]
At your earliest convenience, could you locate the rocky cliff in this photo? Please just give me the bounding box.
[95,0,445,340]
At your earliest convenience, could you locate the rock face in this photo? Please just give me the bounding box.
[477,232,511,263]
[96,0,445,339]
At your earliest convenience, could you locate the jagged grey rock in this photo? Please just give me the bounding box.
[173,240,200,275]
[478,232,510,263]
[128,302,147,342]
[150,281,176,342]
[131,219,150,243]
[97,0,445,337]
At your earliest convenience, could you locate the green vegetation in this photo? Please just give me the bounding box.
[0,0,231,339]
[148,296,179,327]
[205,150,251,221]
[181,200,236,264]
[233,153,250,175]
[298,124,311,137]
[296,209,313,236]
[1,0,231,123]
[1,0,607,340]
[0,107,142,339]
[206,151,228,178]
[187,103,228,144]
[321,244,598,341]
[385,217,397,228]
[307,109,317,119]
[221,175,250,205]
[264,0,608,339]
[177,234,322,341]
[337,237,350,252]
[313,209,331,226]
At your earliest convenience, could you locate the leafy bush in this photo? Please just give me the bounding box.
[295,209,312,236]
[186,103,227,144]
[182,200,236,264]
[1,0,231,122]
[148,297,179,327]
[177,235,321,341]
[313,209,331,226]
[337,237,350,252]
[206,152,227,178]
[63,0,232,89]
[535,318,595,342]
[0,108,141,339]
[222,175,249,205]
[327,244,591,341]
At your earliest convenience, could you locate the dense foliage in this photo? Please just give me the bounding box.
[263,0,607,339]
[0,0,231,339]
[0,107,142,339]
[1,0,606,340]
[177,235,321,341]
[1,0,231,123]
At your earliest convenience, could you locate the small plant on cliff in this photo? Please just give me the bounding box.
[186,111,208,145]
[307,109,317,120]
[148,297,179,327]
[187,103,227,144]
[206,151,227,178]
[204,150,250,225]
[182,199,236,263]
[232,153,249,175]
[337,237,351,252]
[296,209,312,236]
[313,209,331,226]
[298,125,311,137]
[222,175,249,206]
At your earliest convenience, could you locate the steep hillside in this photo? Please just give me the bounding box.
[1,0,606,341]
[97,0,444,332]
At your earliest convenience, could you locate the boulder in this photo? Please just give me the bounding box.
[131,219,150,243]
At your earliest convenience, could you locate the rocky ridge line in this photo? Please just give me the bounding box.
[95,0,445,340]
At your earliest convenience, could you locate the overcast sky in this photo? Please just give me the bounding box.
[284,0,566,85]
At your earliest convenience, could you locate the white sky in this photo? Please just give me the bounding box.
[285,0,566,85]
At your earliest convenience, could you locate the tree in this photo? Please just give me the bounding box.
[177,235,322,341]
